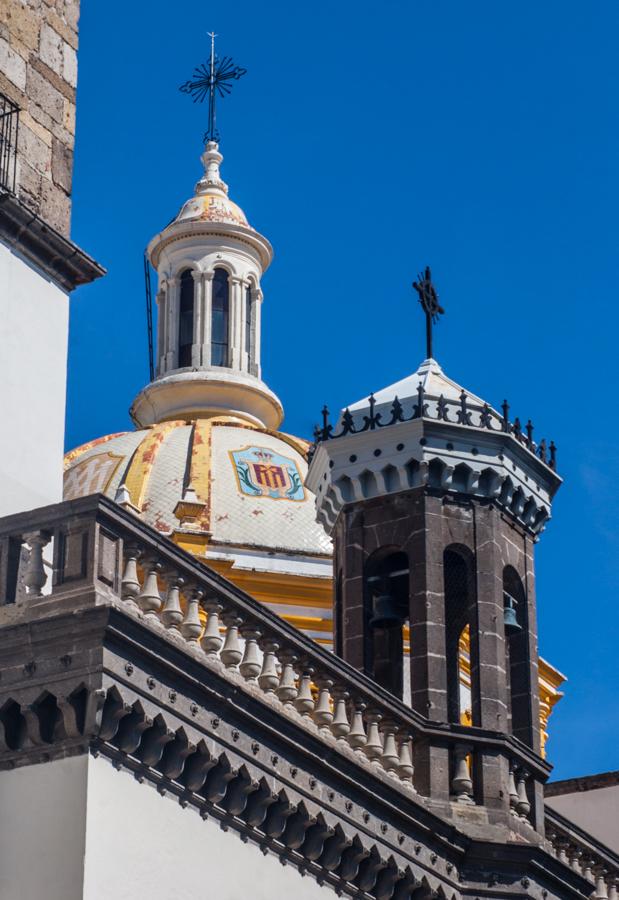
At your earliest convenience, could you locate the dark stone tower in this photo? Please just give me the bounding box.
[307,357,561,833]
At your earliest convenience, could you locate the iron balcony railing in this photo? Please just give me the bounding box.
[0,93,19,194]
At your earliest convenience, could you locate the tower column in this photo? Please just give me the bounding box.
[470,503,509,731]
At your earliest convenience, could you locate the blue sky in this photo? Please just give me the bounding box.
[67,1,619,780]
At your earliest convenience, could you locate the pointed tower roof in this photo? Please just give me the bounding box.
[348,358,486,413]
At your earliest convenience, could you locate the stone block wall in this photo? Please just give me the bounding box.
[0,0,80,236]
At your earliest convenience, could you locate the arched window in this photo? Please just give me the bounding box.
[364,549,409,698]
[503,566,533,746]
[178,269,194,368]
[211,268,229,367]
[444,547,476,726]
[245,284,252,363]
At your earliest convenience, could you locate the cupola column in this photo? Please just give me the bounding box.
[165,276,179,372]
[202,271,214,367]
[156,280,167,376]
[191,270,204,368]
[252,288,263,379]
[229,275,243,369]
[241,280,251,374]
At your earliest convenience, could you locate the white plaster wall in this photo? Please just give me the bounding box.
[0,241,69,516]
[546,784,619,854]
[83,755,333,900]
[0,755,88,900]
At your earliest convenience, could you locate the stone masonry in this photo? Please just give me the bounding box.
[0,0,80,235]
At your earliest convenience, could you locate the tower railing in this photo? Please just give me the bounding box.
[313,388,558,472]
[0,94,19,195]
[0,495,559,830]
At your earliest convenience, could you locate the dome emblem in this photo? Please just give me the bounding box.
[230,446,305,502]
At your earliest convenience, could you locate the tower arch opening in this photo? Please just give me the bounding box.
[503,565,533,746]
[444,545,477,726]
[364,548,409,699]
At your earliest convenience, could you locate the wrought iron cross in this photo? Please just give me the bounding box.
[412,266,444,359]
[179,32,247,144]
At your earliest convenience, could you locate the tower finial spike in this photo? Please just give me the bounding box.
[412,266,445,360]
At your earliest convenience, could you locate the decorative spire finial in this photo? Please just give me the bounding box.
[412,266,445,360]
[179,32,247,144]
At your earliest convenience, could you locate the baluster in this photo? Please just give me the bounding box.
[137,561,163,620]
[556,838,569,865]
[582,856,595,883]
[347,701,367,753]
[258,641,280,694]
[121,546,142,605]
[239,628,262,682]
[23,531,51,597]
[451,745,473,803]
[568,846,582,873]
[364,711,383,764]
[294,668,315,718]
[330,689,350,740]
[396,733,414,784]
[276,653,298,706]
[594,869,609,900]
[313,679,334,732]
[201,601,223,657]
[508,764,519,815]
[180,588,203,643]
[607,877,618,900]
[220,615,243,670]
[380,721,399,774]
[161,573,184,630]
[515,769,530,820]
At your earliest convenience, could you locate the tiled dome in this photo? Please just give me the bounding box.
[64,417,331,558]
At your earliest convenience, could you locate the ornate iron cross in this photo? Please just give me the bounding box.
[412,266,445,359]
[180,33,247,143]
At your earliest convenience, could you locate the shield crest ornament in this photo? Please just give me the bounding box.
[230,446,305,501]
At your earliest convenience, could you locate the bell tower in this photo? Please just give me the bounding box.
[306,275,561,832]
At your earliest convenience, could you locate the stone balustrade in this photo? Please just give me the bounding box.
[0,495,559,830]
[546,809,619,900]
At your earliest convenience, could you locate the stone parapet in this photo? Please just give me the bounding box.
[0,495,609,898]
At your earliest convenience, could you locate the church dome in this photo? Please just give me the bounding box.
[64,417,331,559]
[64,135,334,645]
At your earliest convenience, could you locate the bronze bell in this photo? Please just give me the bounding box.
[504,594,522,633]
[369,588,401,628]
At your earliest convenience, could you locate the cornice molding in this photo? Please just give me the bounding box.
[0,602,595,900]
[0,190,105,291]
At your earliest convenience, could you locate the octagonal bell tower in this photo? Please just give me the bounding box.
[306,303,561,831]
